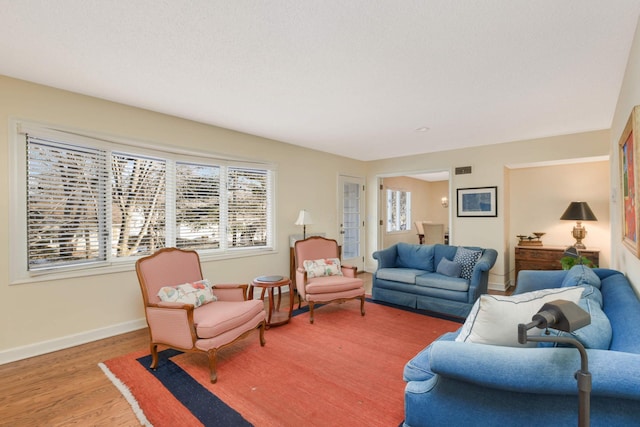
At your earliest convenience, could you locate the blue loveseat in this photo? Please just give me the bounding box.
[372,243,498,318]
[403,268,640,427]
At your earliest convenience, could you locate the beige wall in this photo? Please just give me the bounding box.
[366,131,610,290]
[610,14,640,296]
[0,76,366,361]
[508,161,611,282]
[380,176,449,247]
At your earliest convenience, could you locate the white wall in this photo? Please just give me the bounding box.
[0,76,366,362]
[610,14,640,296]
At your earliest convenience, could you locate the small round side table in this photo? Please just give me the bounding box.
[249,275,294,328]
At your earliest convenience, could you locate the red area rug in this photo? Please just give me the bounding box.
[100,301,461,427]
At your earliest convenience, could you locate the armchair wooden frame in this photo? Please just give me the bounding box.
[136,247,266,383]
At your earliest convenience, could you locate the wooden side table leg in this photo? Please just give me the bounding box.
[267,287,275,327]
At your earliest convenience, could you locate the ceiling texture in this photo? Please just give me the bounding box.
[1,1,640,161]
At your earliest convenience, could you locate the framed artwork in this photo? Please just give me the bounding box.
[456,186,497,217]
[619,105,640,256]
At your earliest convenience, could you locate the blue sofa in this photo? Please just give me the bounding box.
[403,268,640,427]
[372,243,498,318]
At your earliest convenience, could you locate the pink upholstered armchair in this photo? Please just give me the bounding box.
[135,247,266,383]
[294,236,365,323]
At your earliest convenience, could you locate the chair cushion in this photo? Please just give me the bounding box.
[305,275,364,295]
[303,258,344,278]
[455,286,584,347]
[157,279,217,308]
[376,268,427,284]
[193,299,265,339]
[435,258,462,278]
[453,247,482,280]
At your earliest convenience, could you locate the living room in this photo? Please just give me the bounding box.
[2,2,640,425]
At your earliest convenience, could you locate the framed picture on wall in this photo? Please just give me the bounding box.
[456,186,498,217]
[619,105,640,257]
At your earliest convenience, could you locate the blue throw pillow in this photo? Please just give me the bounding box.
[436,258,462,277]
[453,247,482,280]
[436,258,462,278]
[561,264,601,289]
[539,285,612,350]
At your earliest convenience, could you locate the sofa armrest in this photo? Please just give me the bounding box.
[372,245,398,269]
[341,264,357,278]
[146,304,197,349]
[514,270,567,294]
[428,341,640,400]
[214,283,249,301]
[467,248,497,301]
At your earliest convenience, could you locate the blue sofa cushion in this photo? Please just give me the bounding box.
[396,242,435,271]
[436,258,462,278]
[416,272,469,292]
[561,264,601,289]
[540,285,612,350]
[453,247,482,280]
[376,268,426,284]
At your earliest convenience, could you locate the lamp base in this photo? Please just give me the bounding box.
[572,223,587,249]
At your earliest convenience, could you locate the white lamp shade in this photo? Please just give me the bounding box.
[295,209,313,225]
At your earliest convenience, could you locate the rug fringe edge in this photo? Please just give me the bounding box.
[98,362,153,427]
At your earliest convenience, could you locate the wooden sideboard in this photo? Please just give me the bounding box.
[514,245,600,284]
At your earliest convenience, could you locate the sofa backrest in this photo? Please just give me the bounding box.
[599,270,640,354]
[395,242,435,271]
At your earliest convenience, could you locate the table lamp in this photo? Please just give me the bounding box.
[295,209,313,239]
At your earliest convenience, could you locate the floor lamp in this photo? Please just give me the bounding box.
[518,300,592,427]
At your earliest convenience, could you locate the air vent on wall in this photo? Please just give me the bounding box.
[455,166,472,175]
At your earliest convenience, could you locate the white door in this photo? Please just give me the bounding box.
[338,175,364,271]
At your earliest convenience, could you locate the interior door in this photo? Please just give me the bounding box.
[338,175,364,271]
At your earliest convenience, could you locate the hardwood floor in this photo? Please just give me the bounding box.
[0,273,372,426]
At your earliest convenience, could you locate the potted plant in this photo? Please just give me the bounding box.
[560,255,597,270]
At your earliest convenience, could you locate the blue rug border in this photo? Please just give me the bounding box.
[135,298,461,426]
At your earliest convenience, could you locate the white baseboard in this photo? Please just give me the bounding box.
[0,318,147,365]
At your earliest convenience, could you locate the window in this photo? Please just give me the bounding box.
[386,189,411,232]
[14,122,275,279]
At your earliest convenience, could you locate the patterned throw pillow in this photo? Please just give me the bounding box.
[303,258,344,278]
[157,279,217,307]
[453,247,482,280]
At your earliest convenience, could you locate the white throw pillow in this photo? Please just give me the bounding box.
[157,279,217,307]
[455,286,584,347]
[303,258,344,278]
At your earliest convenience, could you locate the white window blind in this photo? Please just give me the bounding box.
[111,153,166,257]
[227,167,270,248]
[26,134,109,270]
[175,162,220,250]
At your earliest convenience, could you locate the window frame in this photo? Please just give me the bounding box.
[9,119,277,284]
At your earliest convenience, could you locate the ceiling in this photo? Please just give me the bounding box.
[1,1,639,161]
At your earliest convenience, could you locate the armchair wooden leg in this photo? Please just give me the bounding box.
[259,320,266,346]
[207,349,218,384]
[360,295,366,316]
[150,343,159,370]
[309,301,315,324]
